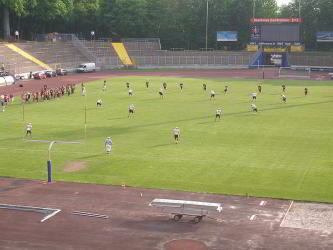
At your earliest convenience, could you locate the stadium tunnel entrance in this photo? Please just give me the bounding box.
[249,51,289,68]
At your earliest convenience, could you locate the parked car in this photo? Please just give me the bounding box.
[77,63,96,73]
[56,68,68,76]
[33,71,47,79]
[45,70,57,78]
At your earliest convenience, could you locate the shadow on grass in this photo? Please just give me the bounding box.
[151,143,172,148]
[42,99,333,140]
[107,116,128,121]
[74,154,104,160]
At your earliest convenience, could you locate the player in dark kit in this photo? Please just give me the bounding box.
[159,88,164,98]
[304,88,308,96]
[203,83,207,91]
[258,84,262,93]
[282,84,286,92]
[103,80,107,91]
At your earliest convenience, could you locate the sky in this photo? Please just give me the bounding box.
[276,0,292,6]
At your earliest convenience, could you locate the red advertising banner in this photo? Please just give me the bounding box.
[250,18,303,23]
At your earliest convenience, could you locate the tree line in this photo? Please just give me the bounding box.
[1,0,332,50]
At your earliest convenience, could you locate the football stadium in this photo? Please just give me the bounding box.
[1,1,333,249]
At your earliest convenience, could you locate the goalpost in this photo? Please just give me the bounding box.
[278,67,311,79]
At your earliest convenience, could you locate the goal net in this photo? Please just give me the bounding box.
[278,67,311,79]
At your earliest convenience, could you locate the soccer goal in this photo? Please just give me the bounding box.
[278,67,311,79]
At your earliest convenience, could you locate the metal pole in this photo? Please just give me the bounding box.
[84,102,87,139]
[47,141,55,183]
[22,103,25,121]
[47,160,52,183]
[205,0,208,50]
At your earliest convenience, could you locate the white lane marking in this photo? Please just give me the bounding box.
[260,201,267,206]
[280,200,294,226]
[0,204,61,223]
[40,209,61,223]
[250,214,256,221]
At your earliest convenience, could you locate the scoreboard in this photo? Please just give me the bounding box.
[249,18,303,45]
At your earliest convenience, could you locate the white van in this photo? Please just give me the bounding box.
[77,63,96,73]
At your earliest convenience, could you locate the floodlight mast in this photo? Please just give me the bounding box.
[205,0,209,50]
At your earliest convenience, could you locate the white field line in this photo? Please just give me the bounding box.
[280,200,294,227]
[40,209,61,223]
[0,147,94,155]
[23,139,84,145]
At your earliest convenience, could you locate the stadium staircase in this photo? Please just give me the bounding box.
[5,43,53,70]
[0,44,44,74]
[16,41,90,70]
[111,43,133,66]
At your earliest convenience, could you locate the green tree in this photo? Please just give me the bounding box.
[254,0,278,18]
[70,0,99,36]
[26,0,73,33]
[279,0,321,48]
[0,0,28,38]
[99,0,148,39]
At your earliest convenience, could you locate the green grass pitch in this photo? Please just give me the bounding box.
[1,76,333,203]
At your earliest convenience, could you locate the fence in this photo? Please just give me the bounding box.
[122,38,161,50]
[288,53,333,67]
[36,33,74,42]
[72,35,97,62]
[97,54,253,69]
[132,54,253,67]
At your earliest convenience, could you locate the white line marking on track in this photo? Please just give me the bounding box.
[40,209,61,222]
[250,214,256,221]
[280,200,294,227]
[260,201,267,206]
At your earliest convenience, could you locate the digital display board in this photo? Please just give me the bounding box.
[250,24,301,42]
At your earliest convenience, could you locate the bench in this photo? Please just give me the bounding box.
[149,198,222,223]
